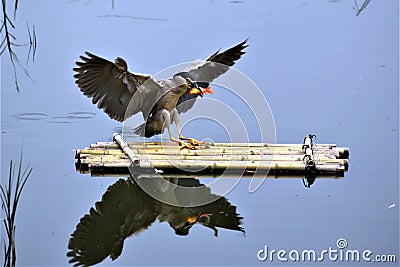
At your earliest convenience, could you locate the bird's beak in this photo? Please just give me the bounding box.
[189,86,214,97]
[189,87,203,97]
[186,215,199,223]
[186,213,212,223]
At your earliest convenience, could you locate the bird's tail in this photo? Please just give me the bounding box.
[134,121,163,138]
[133,123,146,137]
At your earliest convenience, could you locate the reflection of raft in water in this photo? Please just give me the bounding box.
[75,134,349,178]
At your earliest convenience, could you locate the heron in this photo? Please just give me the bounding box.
[74,39,248,149]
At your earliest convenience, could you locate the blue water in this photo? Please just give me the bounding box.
[1,0,398,266]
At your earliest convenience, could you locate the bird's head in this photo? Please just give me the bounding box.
[172,213,213,236]
[175,72,214,98]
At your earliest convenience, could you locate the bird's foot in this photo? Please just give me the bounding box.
[187,138,203,146]
[178,141,196,150]
[170,136,197,150]
[179,135,204,146]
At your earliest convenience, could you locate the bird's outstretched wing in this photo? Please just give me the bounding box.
[74,52,161,121]
[189,39,248,83]
[67,179,157,266]
[176,39,248,113]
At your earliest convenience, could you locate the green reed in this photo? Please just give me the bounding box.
[0,150,32,267]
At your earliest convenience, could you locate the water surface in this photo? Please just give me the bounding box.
[1,0,398,266]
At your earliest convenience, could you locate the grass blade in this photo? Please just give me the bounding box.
[1,149,32,267]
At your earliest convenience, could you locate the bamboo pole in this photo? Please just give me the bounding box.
[112,133,140,165]
[89,142,337,149]
[79,153,344,163]
[88,172,344,179]
[78,146,345,157]
[78,154,347,170]
[87,141,348,158]
[78,149,339,157]
[83,159,345,173]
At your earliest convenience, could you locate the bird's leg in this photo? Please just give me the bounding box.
[171,109,204,146]
[164,110,195,150]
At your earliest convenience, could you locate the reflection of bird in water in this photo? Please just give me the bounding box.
[67,178,244,266]
[74,40,247,149]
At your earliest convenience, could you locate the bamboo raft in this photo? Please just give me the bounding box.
[75,134,349,178]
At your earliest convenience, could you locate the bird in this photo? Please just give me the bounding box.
[73,39,248,149]
[67,177,245,266]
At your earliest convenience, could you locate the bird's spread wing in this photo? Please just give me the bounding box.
[189,39,248,83]
[176,39,248,114]
[74,52,161,121]
[67,179,157,266]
